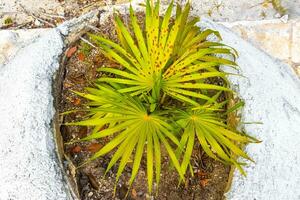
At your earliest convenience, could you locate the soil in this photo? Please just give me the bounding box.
[56,14,231,200]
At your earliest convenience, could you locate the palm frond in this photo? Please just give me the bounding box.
[89,0,238,106]
[68,85,184,193]
[174,105,258,176]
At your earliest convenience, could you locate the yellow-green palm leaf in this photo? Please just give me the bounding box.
[67,84,184,193]
[174,104,259,176]
[90,0,238,106]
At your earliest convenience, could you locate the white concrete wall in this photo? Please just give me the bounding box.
[201,18,300,200]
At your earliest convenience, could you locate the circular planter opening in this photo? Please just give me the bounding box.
[53,9,239,200]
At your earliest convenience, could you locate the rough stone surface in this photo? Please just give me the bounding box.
[201,19,300,200]
[0,29,46,66]
[189,0,300,21]
[222,19,300,75]
[0,0,72,26]
[292,20,300,63]
[0,29,71,200]
[223,20,292,61]
[0,9,99,200]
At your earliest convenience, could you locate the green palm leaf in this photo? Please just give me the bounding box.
[89,0,237,106]
[174,105,259,176]
[68,85,183,193]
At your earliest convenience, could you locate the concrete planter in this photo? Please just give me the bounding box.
[0,2,300,199]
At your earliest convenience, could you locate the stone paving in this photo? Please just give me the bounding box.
[1,0,300,28]
[223,18,300,75]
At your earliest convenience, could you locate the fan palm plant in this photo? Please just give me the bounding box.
[66,0,258,195]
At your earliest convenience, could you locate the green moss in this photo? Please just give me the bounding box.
[4,17,13,25]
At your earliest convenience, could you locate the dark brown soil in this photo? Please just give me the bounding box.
[56,14,231,200]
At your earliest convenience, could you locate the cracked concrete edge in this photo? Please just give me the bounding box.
[53,9,105,200]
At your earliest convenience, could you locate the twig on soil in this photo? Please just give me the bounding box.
[19,4,56,27]
[38,12,66,20]
[81,0,108,12]
[86,25,101,33]
[14,21,32,29]
[80,37,97,49]
[0,11,20,15]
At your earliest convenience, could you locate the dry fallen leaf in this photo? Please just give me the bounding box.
[66,46,77,57]
[197,171,208,177]
[86,143,102,153]
[72,98,81,105]
[78,52,85,61]
[200,179,210,187]
[63,82,73,88]
[71,145,82,153]
[87,173,100,190]
[69,161,76,178]
[78,127,88,138]
[131,188,137,198]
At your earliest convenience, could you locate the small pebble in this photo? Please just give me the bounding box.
[280,14,289,23]
[274,13,281,18]
[34,19,41,26]
[56,6,65,16]
[88,192,93,197]
[138,191,144,196]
